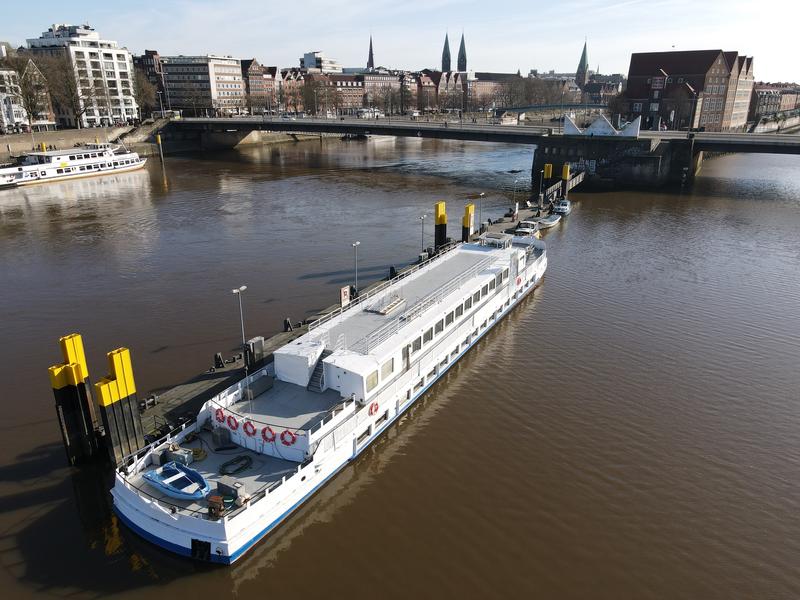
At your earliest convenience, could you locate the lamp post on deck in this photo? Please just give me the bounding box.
[419,214,426,252]
[352,241,360,296]
[231,285,247,373]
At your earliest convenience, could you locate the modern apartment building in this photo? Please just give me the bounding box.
[25,24,138,127]
[161,55,244,115]
[300,51,342,74]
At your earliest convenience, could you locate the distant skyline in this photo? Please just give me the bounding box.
[2,0,796,82]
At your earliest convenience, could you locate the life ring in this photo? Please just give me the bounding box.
[215,408,225,423]
[516,276,522,286]
[368,402,379,416]
[243,421,256,437]
[280,430,297,446]
[227,415,239,431]
[261,426,276,443]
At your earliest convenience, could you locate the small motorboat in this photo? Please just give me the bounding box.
[536,214,562,229]
[553,199,572,215]
[514,220,541,238]
[143,461,211,501]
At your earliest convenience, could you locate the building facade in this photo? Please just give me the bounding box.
[241,59,277,114]
[300,52,342,74]
[162,55,244,116]
[26,24,138,127]
[133,49,166,102]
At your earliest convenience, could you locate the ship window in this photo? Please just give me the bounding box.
[451,347,458,359]
[495,274,502,286]
[464,297,472,310]
[481,320,487,329]
[57,169,64,174]
[413,379,424,393]
[91,153,97,158]
[455,305,463,318]
[489,279,496,291]
[502,268,509,281]
[113,161,119,166]
[69,155,75,160]
[445,311,454,326]
[481,285,489,297]
[411,337,421,353]
[381,358,393,379]
[423,328,433,343]
[366,370,378,392]
[40,171,45,176]
[79,166,85,171]
[435,319,444,335]
[440,357,448,368]
[472,291,480,303]
[427,368,436,379]
[375,411,388,427]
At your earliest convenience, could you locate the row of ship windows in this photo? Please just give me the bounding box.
[55,158,136,174]
[365,268,510,393]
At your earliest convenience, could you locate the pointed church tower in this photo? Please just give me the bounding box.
[457,33,467,72]
[442,33,451,72]
[576,39,589,88]
[367,36,375,70]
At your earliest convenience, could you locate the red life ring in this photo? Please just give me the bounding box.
[261,426,276,443]
[243,421,256,437]
[215,408,225,423]
[227,415,239,431]
[368,402,379,416]
[516,276,522,286]
[280,430,297,446]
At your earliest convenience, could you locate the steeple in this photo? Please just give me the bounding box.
[442,33,451,72]
[576,39,589,88]
[367,36,374,70]
[457,33,467,72]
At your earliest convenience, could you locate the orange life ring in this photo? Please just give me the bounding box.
[516,276,522,286]
[262,426,276,443]
[215,408,225,423]
[280,430,297,446]
[227,415,239,431]
[243,421,256,437]
[368,402,379,416]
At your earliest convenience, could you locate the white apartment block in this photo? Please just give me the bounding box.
[0,69,27,133]
[300,51,343,74]
[161,55,244,115]
[26,24,138,128]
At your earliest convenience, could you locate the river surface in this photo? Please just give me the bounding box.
[1,137,799,599]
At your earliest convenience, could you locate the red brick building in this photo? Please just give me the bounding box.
[241,59,278,113]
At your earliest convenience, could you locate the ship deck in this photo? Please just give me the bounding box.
[129,429,297,512]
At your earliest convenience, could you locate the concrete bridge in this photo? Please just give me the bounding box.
[166,117,800,189]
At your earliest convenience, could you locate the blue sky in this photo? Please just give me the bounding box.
[3,0,795,81]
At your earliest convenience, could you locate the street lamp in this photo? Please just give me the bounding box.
[478,193,484,229]
[419,214,426,252]
[352,241,360,295]
[156,91,164,117]
[512,178,520,206]
[231,285,247,349]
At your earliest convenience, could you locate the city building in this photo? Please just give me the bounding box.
[0,69,27,133]
[417,73,437,111]
[133,49,166,100]
[362,70,399,108]
[241,59,278,114]
[300,51,342,74]
[581,80,623,105]
[161,55,244,116]
[280,68,305,113]
[749,85,781,118]
[25,24,138,127]
[625,49,754,131]
[457,34,467,72]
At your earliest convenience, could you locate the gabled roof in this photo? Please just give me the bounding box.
[628,49,724,78]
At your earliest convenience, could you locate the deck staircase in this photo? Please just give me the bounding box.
[307,349,333,393]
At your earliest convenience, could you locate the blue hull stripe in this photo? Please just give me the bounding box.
[115,276,540,564]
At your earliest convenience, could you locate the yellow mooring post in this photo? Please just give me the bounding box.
[94,348,146,466]
[462,203,475,242]
[434,201,447,248]
[48,333,99,465]
[561,163,571,199]
[156,133,165,164]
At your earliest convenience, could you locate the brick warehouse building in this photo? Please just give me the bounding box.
[625,49,754,132]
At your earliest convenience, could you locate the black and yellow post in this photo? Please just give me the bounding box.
[49,333,99,465]
[434,201,447,248]
[461,203,475,242]
[95,348,146,466]
[561,163,571,199]
[544,163,553,180]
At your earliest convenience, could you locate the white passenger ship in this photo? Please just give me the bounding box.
[113,233,547,563]
[0,143,146,188]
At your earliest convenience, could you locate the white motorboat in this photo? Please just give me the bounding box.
[514,220,541,239]
[536,214,562,229]
[552,199,572,215]
[0,142,146,188]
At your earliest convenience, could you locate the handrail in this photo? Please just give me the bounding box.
[307,242,460,331]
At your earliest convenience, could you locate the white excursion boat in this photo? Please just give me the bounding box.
[0,143,146,188]
[536,214,562,229]
[112,234,548,563]
[552,199,572,215]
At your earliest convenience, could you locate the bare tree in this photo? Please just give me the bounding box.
[132,68,157,118]
[35,52,105,128]
[0,56,50,131]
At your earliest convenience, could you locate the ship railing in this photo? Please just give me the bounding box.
[307,242,461,332]
[349,256,495,354]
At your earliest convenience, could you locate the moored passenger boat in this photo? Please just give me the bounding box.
[0,142,146,188]
[112,233,547,563]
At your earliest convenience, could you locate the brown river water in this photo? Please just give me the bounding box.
[0,138,799,599]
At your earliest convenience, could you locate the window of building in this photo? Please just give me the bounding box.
[649,102,659,112]
[633,102,643,112]
[435,319,444,335]
[423,328,433,343]
[381,358,394,379]
[653,90,660,99]
[366,370,379,392]
[412,337,422,353]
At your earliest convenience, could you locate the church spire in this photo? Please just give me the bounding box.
[441,33,451,72]
[367,35,374,70]
[576,39,589,88]
[457,32,467,72]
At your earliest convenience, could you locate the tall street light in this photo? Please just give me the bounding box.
[478,192,485,230]
[352,241,360,295]
[419,214,426,252]
[231,285,247,356]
